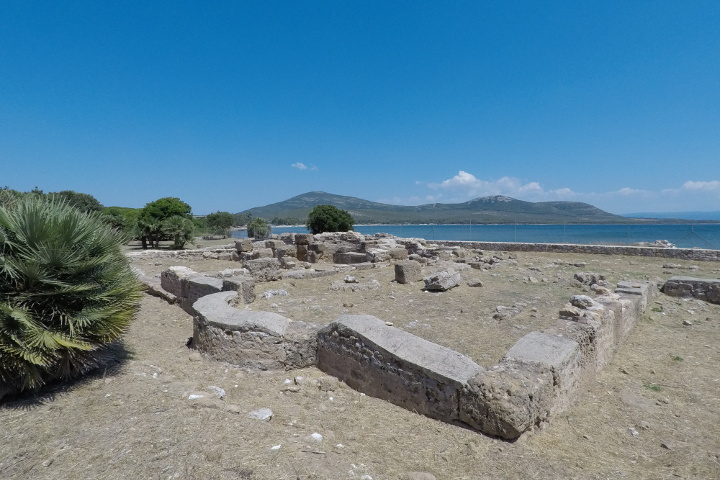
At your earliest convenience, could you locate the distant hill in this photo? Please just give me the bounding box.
[238,191,642,225]
[622,211,720,221]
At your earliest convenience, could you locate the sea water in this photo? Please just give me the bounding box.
[232,224,720,250]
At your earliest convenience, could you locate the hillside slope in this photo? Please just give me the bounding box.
[237,191,636,224]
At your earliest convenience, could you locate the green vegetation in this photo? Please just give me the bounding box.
[247,217,271,239]
[1,188,104,214]
[0,196,142,392]
[671,355,684,362]
[306,204,355,234]
[644,383,662,392]
[206,211,234,236]
[270,216,302,226]
[47,190,103,213]
[137,197,194,249]
[232,212,252,226]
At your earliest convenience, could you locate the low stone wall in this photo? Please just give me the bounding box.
[160,266,255,314]
[192,291,319,370]
[127,246,237,260]
[662,276,720,304]
[316,280,656,439]
[432,241,720,262]
[317,315,484,423]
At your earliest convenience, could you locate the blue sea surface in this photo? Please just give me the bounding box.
[233,224,720,250]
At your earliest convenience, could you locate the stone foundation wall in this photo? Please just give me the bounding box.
[432,241,720,262]
[317,315,483,423]
[662,276,720,304]
[315,280,656,439]
[192,291,319,370]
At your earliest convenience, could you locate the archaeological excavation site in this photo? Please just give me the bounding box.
[131,232,720,440]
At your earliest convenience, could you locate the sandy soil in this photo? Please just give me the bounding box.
[2,244,720,479]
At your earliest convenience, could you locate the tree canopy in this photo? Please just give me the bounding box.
[206,211,234,236]
[305,204,354,234]
[247,217,271,239]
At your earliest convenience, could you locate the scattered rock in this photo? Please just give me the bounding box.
[262,289,289,299]
[400,473,437,480]
[344,275,358,283]
[423,270,461,292]
[559,306,583,319]
[310,432,323,442]
[208,386,226,399]
[571,295,602,310]
[661,441,674,450]
[248,408,274,421]
[467,279,484,287]
[317,376,339,392]
[682,319,693,326]
[188,351,202,362]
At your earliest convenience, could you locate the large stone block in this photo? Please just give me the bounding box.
[222,275,256,304]
[460,362,554,440]
[295,233,313,245]
[333,252,371,264]
[662,276,720,304]
[274,245,297,259]
[244,258,282,282]
[183,277,224,314]
[234,238,253,253]
[192,291,319,370]
[423,270,461,291]
[502,332,583,413]
[160,266,197,298]
[317,315,483,423]
[395,260,422,284]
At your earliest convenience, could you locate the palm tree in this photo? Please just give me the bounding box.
[161,215,195,249]
[0,196,142,393]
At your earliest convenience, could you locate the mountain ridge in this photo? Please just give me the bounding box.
[237,191,651,225]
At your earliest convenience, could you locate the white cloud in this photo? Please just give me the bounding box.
[428,171,564,201]
[291,162,308,170]
[682,180,720,191]
[420,171,720,213]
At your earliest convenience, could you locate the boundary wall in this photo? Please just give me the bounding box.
[432,241,720,262]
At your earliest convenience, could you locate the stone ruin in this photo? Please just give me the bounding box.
[134,231,702,439]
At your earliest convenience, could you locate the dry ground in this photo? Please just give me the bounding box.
[2,242,720,479]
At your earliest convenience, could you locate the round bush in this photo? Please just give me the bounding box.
[305,205,354,234]
[0,196,143,393]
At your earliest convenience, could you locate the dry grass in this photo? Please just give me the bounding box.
[2,247,720,479]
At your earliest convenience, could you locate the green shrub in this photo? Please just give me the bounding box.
[161,215,195,249]
[305,205,354,234]
[247,218,271,239]
[0,196,143,392]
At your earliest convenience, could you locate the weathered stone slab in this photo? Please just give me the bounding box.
[662,276,720,304]
[423,270,461,291]
[296,244,308,262]
[283,269,338,279]
[395,260,422,284]
[192,291,319,370]
[317,315,483,423]
[244,258,282,282]
[222,275,256,304]
[461,362,554,440]
[502,332,583,413]
[234,238,253,253]
[333,252,371,264]
[183,276,224,313]
[160,266,196,298]
[295,233,313,245]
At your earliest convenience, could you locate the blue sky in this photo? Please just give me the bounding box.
[1,1,719,215]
